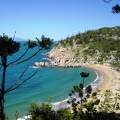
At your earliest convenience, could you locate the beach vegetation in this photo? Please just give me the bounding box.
[28,102,55,120]
[66,72,120,120]
[110,62,120,70]
[27,92,120,120]
[28,102,73,120]
[0,34,53,120]
[27,72,120,120]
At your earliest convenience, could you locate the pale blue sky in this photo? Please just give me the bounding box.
[0,0,120,41]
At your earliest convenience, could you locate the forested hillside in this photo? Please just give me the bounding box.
[56,26,120,70]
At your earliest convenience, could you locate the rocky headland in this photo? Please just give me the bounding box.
[34,26,120,70]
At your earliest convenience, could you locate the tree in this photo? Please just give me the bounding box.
[67,72,93,118]
[80,72,89,87]
[103,0,120,13]
[67,72,120,120]
[0,34,53,120]
[112,4,120,13]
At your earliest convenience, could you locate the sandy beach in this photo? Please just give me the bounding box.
[18,64,120,120]
[86,64,120,113]
[86,64,120,94]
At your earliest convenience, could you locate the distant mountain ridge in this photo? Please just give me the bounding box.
[14,37,27,41]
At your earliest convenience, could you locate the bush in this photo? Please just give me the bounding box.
[28,102,57,120]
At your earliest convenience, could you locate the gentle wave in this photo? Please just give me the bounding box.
[18,69,104,120]
[52,70,104,110]
[29,66,39,68]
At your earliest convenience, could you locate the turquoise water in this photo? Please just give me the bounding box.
[0,42,96,119]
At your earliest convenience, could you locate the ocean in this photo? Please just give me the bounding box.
[0,42,97,119]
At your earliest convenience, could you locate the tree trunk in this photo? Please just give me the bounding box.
[83,78,84,87]
[81,78,84,105]
[0,56,7,120]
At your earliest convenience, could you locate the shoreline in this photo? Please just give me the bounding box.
[86,64,120,94]
[52,64,120,111]
[18,64,120,119]
[52,65,104,110]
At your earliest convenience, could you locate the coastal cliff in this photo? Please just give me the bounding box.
[46,44,79,67]
[35,26,120,70]
[46,44,90,67]
[46,26,120,69]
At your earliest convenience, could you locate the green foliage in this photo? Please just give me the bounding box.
[37,35,53,49]
[27,72,120,120]
[67,72,120,120]
[58,39,72,48]
[57,108,73,120]
[28,102,40,119]
[68,72,92,116]
[85,85,92,94]
[28,102,56,120]
[27,89,120,120]
[110,62,120,70]
[27,40,37,48]
[75,48,80,57]
[83,55,88,62]
[0,35,20,56]
[28,102,73,120]
[98,90,120,112]
[97,57,103,63]
[0,34,53,120]
[57,26,120,70]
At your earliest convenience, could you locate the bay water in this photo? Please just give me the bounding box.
[0,42,96,119]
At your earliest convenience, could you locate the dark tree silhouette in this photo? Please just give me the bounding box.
[0,34,53,120]
[103,0,112,3]
[80,72,89,87]
[67,72,93,118]
[112,4,120,13]
[103,0,120,13]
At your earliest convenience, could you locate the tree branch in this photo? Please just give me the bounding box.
[7,48,29,66]
[9,47,42,66]
[5,66,29,93]
[12,31,16,41]
[5,70,38,93]
[103,0,112,3]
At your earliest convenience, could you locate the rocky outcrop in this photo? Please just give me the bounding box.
[45,45,82,67]
[45,45,110,67]
[35,41,118,68]
[34,61,58,67]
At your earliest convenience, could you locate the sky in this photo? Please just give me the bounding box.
[0,0,120,41]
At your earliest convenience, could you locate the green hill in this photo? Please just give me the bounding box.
[55,26,120,70]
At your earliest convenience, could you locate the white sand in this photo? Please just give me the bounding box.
[18,64,120,120]
[86,64,120,94]
[86,64,120,113]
